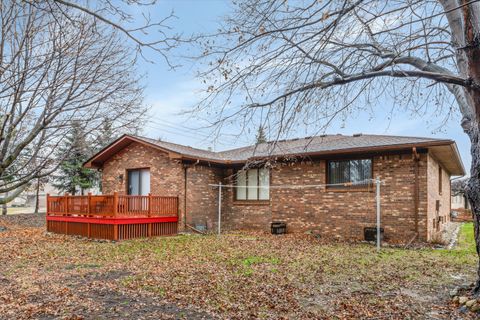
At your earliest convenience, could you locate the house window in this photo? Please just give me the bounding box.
[327,159,372,187]
[127,168,150,195]
[235,168,270,201]
[438,167,442,194]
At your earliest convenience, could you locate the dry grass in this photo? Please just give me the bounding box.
[0,216,477,319]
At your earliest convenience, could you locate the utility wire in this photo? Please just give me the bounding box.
[208,178,382,189]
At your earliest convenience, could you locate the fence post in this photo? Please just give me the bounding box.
[376,177,381,252]
[87,192,92,217]
[176,197,179,219]
[64,192,69,234]
[148,193,152,217]
[218,182,222,236]
[64,193,69,216]
[46,193,50,215]
[113,192,118,217]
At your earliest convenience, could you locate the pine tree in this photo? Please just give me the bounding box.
[53,124,97,195]
[96,118,115,151]
[256,126,267,144]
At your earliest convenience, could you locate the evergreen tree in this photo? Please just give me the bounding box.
[96,118,115,151]
[53,124,97,195]
[256,126,267,144]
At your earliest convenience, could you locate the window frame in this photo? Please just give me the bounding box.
[126,167,150,195]
[326,158,373,190]
[234,168,270,202]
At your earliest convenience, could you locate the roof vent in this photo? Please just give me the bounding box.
[353,133,363,137]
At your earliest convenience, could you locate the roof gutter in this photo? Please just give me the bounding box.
[244,140,456,162]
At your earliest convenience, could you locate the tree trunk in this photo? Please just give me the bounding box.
[466,121,480,295]
[1,203,6,215]
[34,178,40,214]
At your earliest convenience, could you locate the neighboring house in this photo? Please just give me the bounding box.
[452,194,471,210]
[451,178,471,210]
[83,133,464,243]
[9,183,100,209]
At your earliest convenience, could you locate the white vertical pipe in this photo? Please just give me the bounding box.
[376,176,381,252]
[218,182,222,235]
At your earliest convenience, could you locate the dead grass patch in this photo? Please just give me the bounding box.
[0,216,477,319]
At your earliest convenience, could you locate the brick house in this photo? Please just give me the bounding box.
[84,133,464,243]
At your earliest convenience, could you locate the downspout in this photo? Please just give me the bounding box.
[413,147,420,238]
[184,165,188,229]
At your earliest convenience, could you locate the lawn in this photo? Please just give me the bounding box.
[0,216,477,319]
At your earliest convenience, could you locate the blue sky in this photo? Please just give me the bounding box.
[135,0,471,174]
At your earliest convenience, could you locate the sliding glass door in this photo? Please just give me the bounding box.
[127,169,150,195]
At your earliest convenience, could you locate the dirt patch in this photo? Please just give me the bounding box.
[77,288,214,320]
[0,212,46,228]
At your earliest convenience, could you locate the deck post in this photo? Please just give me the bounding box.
[46,193,50,215]
[87,192,92,217]
[113,192,118,217]
[148,193,152,217]
[64,193,69,216]
[113,224,119,241]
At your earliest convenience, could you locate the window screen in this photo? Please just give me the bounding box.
[327,159,372,186]
[235,168,270,200]
[236,171,247,200]
[258,168,270,200]
[247,169,258,200]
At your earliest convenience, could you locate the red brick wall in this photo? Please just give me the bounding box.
[221,153,429,243]
[426,154,452,240]
[99,142,450,243]
[101,142,186,229]
[220,168,272,230]
[101,142,226,232]
[185,165,225,230]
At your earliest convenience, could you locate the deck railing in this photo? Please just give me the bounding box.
[46,192,178,218]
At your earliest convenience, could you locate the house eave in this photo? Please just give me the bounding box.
[84,134,464,176]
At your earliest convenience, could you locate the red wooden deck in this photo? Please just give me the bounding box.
[46,193,179,240]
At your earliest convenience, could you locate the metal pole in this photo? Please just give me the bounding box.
[376,176,381,252]
[218,182,222,235]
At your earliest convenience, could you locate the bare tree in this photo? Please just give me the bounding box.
[0,2,148,203]
[194,0,480,293]
[452,177,470,197]
[32,0,179,66]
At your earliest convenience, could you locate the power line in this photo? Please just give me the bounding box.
[145,120,252,147]
[144,123,248,149]
[149,115,252,145]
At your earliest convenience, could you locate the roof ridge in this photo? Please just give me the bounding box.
[356,133,450,141]
[217,134,343,154]
[134,133,452,157]
[134,135,220,155]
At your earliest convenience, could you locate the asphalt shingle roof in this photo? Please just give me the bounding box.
[134,134,452,162]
